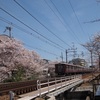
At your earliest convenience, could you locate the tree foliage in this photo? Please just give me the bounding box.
[83,33,100,55]
[0,35,44,82]
[82,33,100,67]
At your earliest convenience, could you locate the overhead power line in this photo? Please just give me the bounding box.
[48,0,82,43]
[24,43,61,58]
[84,19,100,23]
[68,0,90,39]
[0,16,64,51]
[13,0,71,48]
[0,7,66,50]
[0,17,65,60]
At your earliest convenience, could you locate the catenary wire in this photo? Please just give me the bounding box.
[49,0,82,43]
[0,7,66,50]
[24,43,61,58]
[67,0,90,39]
[0,16,64,51]
[13,0,71,48]
[0,17,64,60]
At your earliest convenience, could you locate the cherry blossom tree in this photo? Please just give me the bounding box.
[0,35,44,82]
[82,33,100,68]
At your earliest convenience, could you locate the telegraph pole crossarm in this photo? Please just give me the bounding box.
[66,43,77,63]
[4,26,12,38]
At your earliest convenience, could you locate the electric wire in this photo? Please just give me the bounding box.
[44,0,69,32]
[0,17,63,59]
[49,0,82,43]
[13,0,71,48]
[67,0,90,39]
[24,43,61,58]
[0,16,64,51]
[0,7,66,50]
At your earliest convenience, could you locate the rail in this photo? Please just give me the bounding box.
[0,75,82,100]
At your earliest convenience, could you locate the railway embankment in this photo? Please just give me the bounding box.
[0,73,100,100]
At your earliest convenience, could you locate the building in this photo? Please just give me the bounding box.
[69,58,87,67]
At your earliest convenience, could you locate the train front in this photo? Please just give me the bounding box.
[55,63,66,76]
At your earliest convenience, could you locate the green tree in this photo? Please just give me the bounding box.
[11,65,25,82]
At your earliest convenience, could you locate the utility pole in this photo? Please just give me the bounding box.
[71,43,77,59]
[61,52,63,62]
[99,55,100,71]
[66,43,77,63]
[90,50,93,67]
[66,50,68,63]
[4,26,12,38]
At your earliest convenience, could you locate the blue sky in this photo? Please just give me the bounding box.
[0,0,100,62]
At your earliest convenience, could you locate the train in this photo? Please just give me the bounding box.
[55,63,93,75]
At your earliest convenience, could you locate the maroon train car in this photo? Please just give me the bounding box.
[55,63,93,75]
[55,63,66,75]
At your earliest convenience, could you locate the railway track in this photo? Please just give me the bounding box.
[0,75,73,99]
[0,73,98,100]
[0,78,56,100]
[0,75,81,99]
